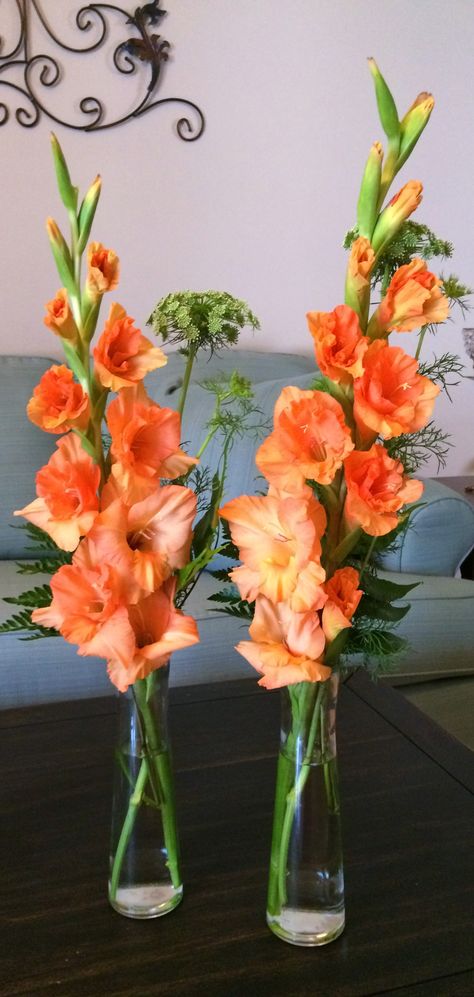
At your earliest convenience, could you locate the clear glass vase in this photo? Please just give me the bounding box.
[266,674,344,946]
[108,665,183,919]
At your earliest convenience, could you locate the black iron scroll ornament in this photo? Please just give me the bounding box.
[0,1,205,138]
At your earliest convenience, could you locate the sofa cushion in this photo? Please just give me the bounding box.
[2,560,474,708]
[0,357,57,559]
[378,570,474,682]
[145,348,314,407]
[378,479,474,577]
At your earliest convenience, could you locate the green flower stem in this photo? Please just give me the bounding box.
[109,757,148,901]
[415,324,428,361]
[273,681,327,911]
[177,347,197,419]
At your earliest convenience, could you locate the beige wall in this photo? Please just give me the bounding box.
[0,0,473,472]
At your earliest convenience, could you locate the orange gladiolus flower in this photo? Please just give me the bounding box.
[107,579,200,692]
[107,384,197,490]
[235,596,330,690]
[44,289,78,343]
[344,443,423,537]
[322,567,363,642]
[306,304,369,385]
[220,492,327,612]
[15,433,100,551]
[369,258,450,335]
[32,556,136,667]
[27,364,90,434]
[84,485,197,601]
[353,340,440,442]
[93,302,167,391]
[87,242,120,296]
[256,386,354,491]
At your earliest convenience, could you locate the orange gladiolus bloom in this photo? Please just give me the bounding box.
[87,242,120,296]
[107,384,197,489]
[344,443,423,536]
[44,288,78,342]
[107,579,200,692]
[220,492,327,612]
[353,340,440,442]
[15,433,100,550]
[322,567,363,642]
[32,556,136,667]
[256,386,354,491]
[307,304,369,384]
[369,258,450,336]
[27,364,90,434]
[84,485,197,601]
[235,596,330,689]
[93,302,167,391]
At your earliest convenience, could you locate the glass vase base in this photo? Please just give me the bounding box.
[267,906,345,947]
[109,882,183,920]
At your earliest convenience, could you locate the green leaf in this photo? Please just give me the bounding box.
[361,574,420,602]
[356,595,410,623]
[345,627,407,656]
[4,584,52,609]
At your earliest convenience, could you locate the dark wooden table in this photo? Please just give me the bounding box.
[1,672,473,997]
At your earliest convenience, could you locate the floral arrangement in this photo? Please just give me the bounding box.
[1,135,260,914]
[218,60,469,942]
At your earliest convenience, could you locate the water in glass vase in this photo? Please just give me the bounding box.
[267,676,345,946]
[108,668,183,919]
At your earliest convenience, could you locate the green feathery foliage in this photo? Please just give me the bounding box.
[386,421,452,474]
[418,353,465,401]
[147,290,260,354]
[1,583,57,640]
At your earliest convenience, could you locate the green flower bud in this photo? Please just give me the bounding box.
[46,217,76,299]
[368,58,400,147]
[398,93,434,169]
[50,133,78,213]
[77,176,102,254]
[357,141,383,239]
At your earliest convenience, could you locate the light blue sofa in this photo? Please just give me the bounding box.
[1,352,474,710]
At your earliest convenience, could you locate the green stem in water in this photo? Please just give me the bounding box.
[109,758,148,902]
[275,681,327,909]
[134,675,181,890]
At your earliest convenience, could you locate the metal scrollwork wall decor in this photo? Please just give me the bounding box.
[0,0,205,138]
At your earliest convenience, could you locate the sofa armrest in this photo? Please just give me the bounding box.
[378,479,474,577]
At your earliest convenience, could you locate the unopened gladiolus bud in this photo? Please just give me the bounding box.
[77,176,102,254]
[44,289,79,343]
[50,133,78,213]
[398,93,434,170]
[372,180,423,256]
[344,237,375,327]
[357,142,383,240]
[46,217,76,300]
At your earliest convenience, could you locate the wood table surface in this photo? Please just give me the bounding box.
[1,671,473,997]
